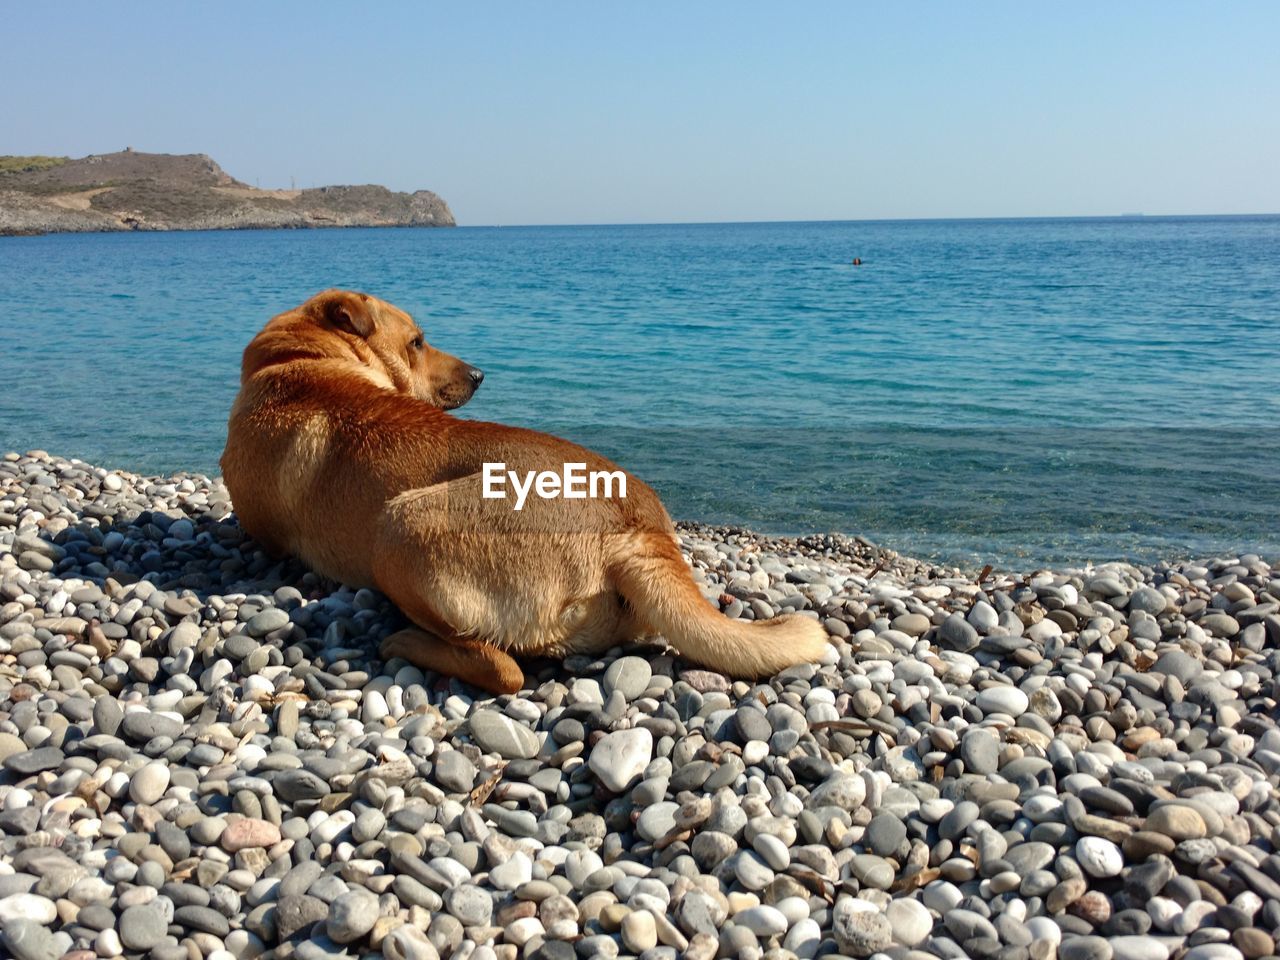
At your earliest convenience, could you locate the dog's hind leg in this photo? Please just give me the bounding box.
[380,627,525,695]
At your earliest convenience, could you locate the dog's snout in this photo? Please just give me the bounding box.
[467,366,485,386]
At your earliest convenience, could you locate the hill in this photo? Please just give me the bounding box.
[0,149,455,235]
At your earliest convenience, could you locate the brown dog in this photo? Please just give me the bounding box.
[221,289,829,693]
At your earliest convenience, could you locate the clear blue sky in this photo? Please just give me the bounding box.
[5,2,1277,225]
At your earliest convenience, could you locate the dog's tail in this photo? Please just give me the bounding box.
[609,532,830,678]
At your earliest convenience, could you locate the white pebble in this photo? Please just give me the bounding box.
[1075,836,1123,877]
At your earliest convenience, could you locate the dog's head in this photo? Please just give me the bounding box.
[300,289,484,409]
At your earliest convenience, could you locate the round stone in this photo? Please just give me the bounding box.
[961,729,1000,774]
[893,613,932,636]
[833,898,892,957]
[129,762,170,804]
[2,747,65,775]
[588,728,653,793]
[1076,837,1124,878]
[944,909,998,942]
[734,851,775,891]
[885,898,932,947]
[1128,586,1168,616]
[734,905,788,937]
[967,601,999,632]
[221,818,282,851]
[174,905,231,936]
[734,706,772,743]
[975,686,1029,716]
[468,710,539,760]
[1199,613,1239,638]
[119,904,168,951]
[1111,935,1175,960]
[327,889,379,944]
[938,613,980,652]
[383,925,437,960]
[0,894,57,925]
[1059,936,1114,960]
[1233,929,1274,959]
[806,774,866,811]
[246,608,290,637]
[1153,650,1203,684]
[167,621,202,654]
[490,853,533,891]
[433,751,477,793]
[752,833,791,870]
[603,657,652,700]
[850,854,894,890]
[443,884,492,926]
[1,919,60,960]
[636,802,679,842]
[0,734,27,765]
[276,895,327,941]
[1145,804,1208,840]
[273,769,331,802]
[621,909,658,953]
[505,917,545,947]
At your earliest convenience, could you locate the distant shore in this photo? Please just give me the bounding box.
[0,150,455,236]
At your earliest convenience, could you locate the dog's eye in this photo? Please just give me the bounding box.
[410,335,424,351]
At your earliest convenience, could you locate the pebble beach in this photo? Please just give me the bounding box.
[3,449,1280,960]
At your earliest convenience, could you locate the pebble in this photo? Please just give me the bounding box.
[886,898,933,947]
[938,613,980,651]
[1077,837,1125,878]
[326,889,380,944]
[0,893,57,924]
[443,884,492,926]
[128,762,170,804]
[118,903,168,950]
[621,909,658,952]
[587,728,653,792]
[434,750,478,792]
[604,656,652,700]
[1060,936,1114,960]
[4,454,1280,960]
[220,818,282,851]
[833,898,893,956]
[1109,937,1168,960]
[961,728,1000,774]
[975,685,1030,716]
[469,710,540,759]
[2,919,60,960]
[1146,804,1208,840]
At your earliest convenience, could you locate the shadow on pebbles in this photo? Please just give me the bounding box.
[2,450,1280,960]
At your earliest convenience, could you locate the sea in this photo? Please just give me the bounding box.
[1,216,1277,568]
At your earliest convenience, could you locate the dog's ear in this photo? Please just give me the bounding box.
[319,290,376,338]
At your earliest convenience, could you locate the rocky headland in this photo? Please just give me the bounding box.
[0,152,455,236]
[2,450,1280,960]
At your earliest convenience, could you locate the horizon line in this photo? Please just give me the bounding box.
[457,211,1280,229]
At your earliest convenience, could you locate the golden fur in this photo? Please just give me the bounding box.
[221,289,830,693]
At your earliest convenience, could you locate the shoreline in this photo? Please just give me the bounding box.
[5,449,1274,577]
[4,449,1280,960]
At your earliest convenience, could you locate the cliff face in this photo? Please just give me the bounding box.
[0,151,455,235]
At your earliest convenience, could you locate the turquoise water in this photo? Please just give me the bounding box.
[1,217,1278,565]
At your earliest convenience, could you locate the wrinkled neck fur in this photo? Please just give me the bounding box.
[242,325,398,394]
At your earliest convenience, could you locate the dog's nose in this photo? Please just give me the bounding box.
[468,366,485,386]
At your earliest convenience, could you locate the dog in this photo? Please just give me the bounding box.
[221,289,829,693]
